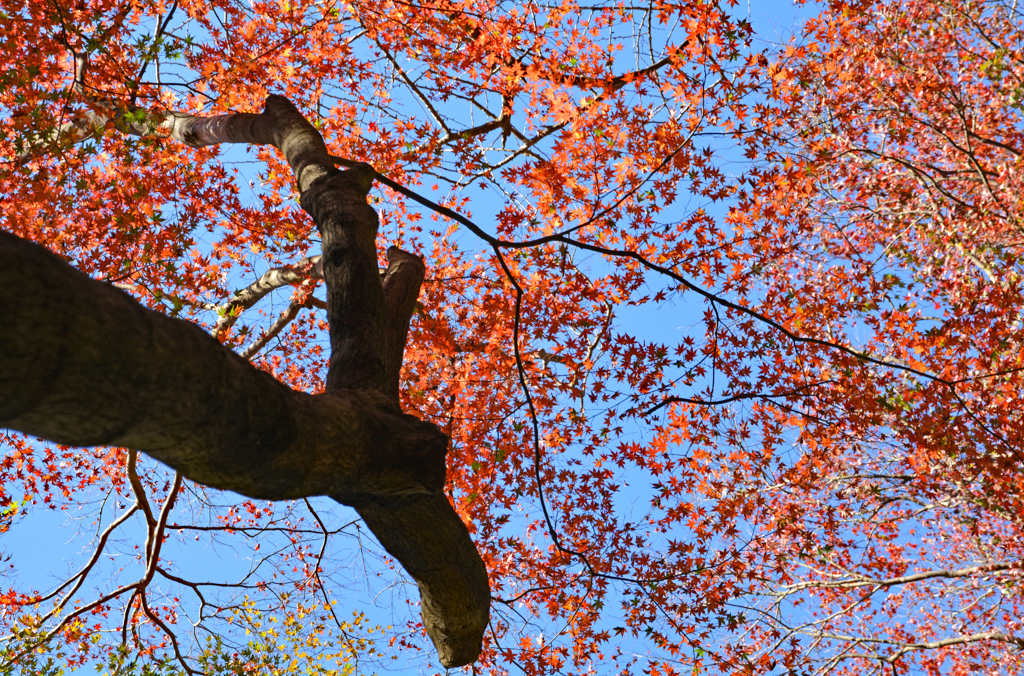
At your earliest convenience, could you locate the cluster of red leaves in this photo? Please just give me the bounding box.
[1,0,1023,674]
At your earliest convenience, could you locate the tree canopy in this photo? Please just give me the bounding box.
[2,0,1023,674]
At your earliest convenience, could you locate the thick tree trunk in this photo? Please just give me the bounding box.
[0,95,489,668]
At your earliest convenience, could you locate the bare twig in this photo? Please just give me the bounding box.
[213,256,323,337]
[238,290,316,360]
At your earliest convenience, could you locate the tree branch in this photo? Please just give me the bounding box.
[381,246,426,406]
[214,255,323,338]
[2,94,490,667]
[0,229,445,500]
[237,292,313,360]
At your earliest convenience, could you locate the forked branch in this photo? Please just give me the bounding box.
[1,95,489,668]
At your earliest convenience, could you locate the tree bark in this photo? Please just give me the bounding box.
[0,95,489,668]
